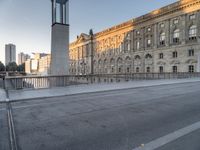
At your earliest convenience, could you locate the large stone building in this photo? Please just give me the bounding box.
[69,0,200,75]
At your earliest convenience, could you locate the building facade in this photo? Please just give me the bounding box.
[25,53,51,75]
[18,52,30,65]
[69,0,200,75]
[5,44,16,65]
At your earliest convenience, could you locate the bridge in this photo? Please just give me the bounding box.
[1,73,200,150]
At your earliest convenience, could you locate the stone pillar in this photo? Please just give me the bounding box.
[198,53,200,72]
[154,23,158,49]
[50,0,69,75]
[197,12,200,43]
[166,19,170,47]
[181,14,186,45]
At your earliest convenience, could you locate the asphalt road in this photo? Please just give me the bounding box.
[1,82,200,150]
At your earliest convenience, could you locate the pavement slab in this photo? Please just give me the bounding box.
[0,104,10,150]
[8,78,200,101]
[0,89,6,102]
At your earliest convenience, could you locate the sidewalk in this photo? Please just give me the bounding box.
[8,78,200,101]
[0,89,6,102]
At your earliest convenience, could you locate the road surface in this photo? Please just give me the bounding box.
[1,81,200,150]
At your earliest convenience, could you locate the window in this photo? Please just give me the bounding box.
[147,39,151,47]
[146,67,150,73]
[189,49,194,57]
[127,67,130,73]
[159,66,164,73]
[173,51,178,58]
[111,67,114,73]
[136,41,140,50]
[189,25,197,40]
[135,55,141,59]
[118,67,121,73]
[136,67,140,73]
[173,29,180,43]
[159,53,164,59]
[160,32,166,45]
[127,42,131,51]
[189,65,194,73]
[189,14,196,20]
[172,66,178,73]
[119,43,123,52]
[173,19,179,24]
[160,23,165,28]
[127,33,131,40]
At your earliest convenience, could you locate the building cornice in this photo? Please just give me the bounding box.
[70,0,200,47]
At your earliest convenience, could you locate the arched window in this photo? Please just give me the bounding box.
[145,54,153,59]
[136,67,140,73]
[189,25,197,40]
[160,32,165,45]
[135,55,141,60]
[146,67,151,73]
[136,41,140,50]
[172,66,178,73]
[173,29,180,43]
[127,67,130,73]
[147,39,151,47]
[159,66,164,73]
[119,43,123,53]
[98,59,102,65]
[127,42,131,51]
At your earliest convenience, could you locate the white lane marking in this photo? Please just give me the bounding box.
[132,121,200,150]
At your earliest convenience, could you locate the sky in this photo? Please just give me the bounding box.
[0,0,178,64]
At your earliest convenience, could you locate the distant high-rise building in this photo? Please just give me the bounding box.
[18,52,30,65]
[5,44,16,65]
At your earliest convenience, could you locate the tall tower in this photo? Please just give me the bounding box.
[50,0,69,75]
[5,44,16,65]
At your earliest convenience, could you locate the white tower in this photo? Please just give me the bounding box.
[50,0,69,75]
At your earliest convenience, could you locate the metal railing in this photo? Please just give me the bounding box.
[3,72,200,90]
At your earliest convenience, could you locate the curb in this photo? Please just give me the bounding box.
[8,79,200,103]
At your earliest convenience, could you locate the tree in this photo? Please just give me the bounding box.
[0,61,5,72]
[17,63,25,72]
[6,62,17,71]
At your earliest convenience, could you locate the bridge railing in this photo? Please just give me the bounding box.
[4,72,200,90]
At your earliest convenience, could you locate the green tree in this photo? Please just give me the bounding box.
[17,63,25,72]
[6,62,17,71]
[0,61,5,72]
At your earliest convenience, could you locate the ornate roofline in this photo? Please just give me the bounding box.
[70,0,199,47]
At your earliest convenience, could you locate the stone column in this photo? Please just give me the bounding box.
[197,53,200,72]
[197,12,200,43]
[154,23,158,49]
[166,19,170,47]
[181,14,186,45]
